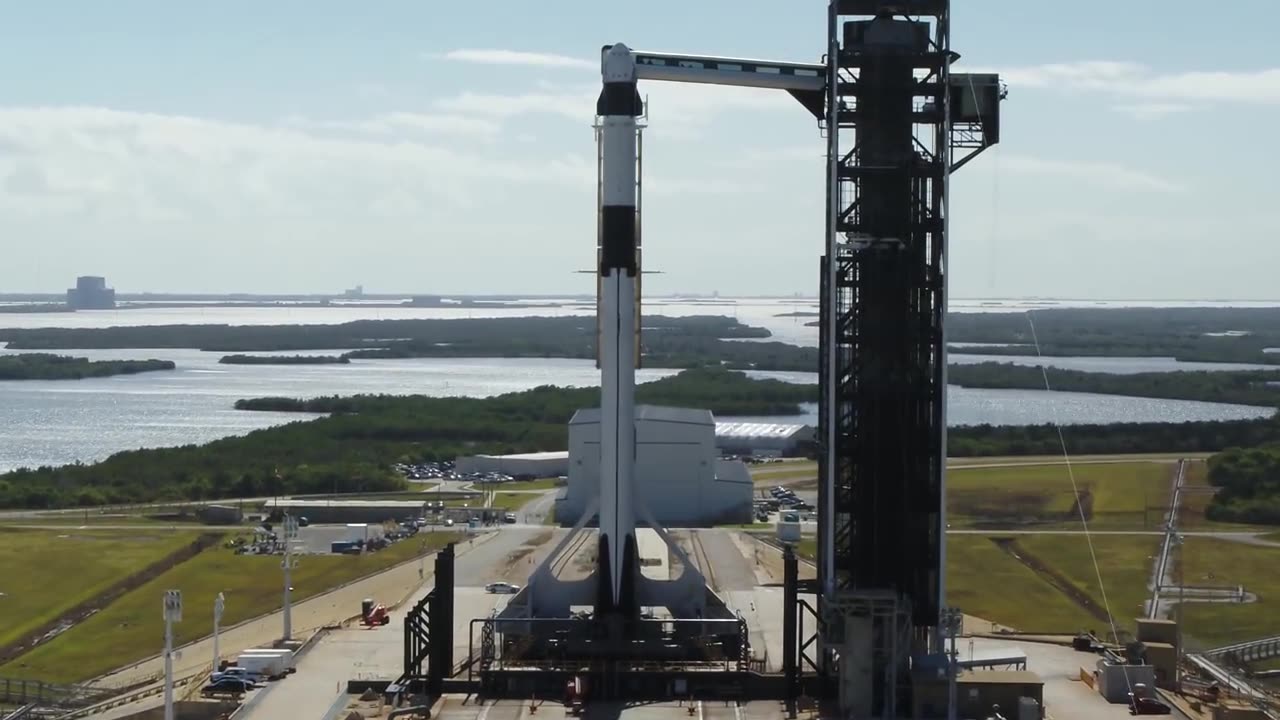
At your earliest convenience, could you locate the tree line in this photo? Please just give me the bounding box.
[0,354,174,380]
[949,362,1280,408]
[949,307,1280,365]
[0,368,814,509]
[1206,445,1280,524]
[219,355,350,365]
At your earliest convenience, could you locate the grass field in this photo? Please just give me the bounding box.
[0,529,200,654]
[490,492,538,511]
[947,462,1172,530]
[946,536,1100,633]
[1263,531,1280,542]
[1178,537,1280,650]
[0,515,228,528]
[1,531,460,683]
[1015,534,1157,636]
[790,534,1140,634]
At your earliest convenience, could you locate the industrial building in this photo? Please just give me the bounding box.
[455,451,568,478]
[265,499,427,525]
[714,422,814,457]
[66,275,116,309]
[913,670,1044,719]
[554,405,753,527]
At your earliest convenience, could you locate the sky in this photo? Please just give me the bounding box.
[1,1,1277,299]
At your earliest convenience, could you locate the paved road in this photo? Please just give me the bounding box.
[88,532,503,691]
[517,489,558,526]
[694,529,758,592]
[236,529,546,720]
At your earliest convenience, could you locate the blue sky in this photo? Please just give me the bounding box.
[2,1,1277,298]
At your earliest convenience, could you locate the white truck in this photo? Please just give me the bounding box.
[234,652,289,680]
[241,648,296,671]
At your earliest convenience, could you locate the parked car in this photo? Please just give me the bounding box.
[201,677,254,697]
[485,582,521,594]
[211,668,262,685]
[503,513,518,524]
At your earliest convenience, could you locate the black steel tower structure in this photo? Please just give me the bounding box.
[816,1,1000,715]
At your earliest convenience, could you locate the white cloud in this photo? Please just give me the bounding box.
[437,49,595,70]
[287,112,503,139]
[1140,68,1280,103]
[0,106,593,222]
[433,80,798,139]
[1000,154,1187,194]
[436,89,593,120]
[1111,103,1193,120]
[964,61,1280,105]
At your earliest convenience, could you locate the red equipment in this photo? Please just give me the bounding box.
[359,597,391,627]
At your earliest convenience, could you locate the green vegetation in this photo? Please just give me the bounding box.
[1,532,460,682]
[951,362,1280,408]
[950,416,1280,458]
[945,536,1099,633]
[1016,534,1157,636]
[489,492,536,511]
[794,538,815,561]
[1263,531,1280,542]
[1179,538,1280,649]
[0,314,814,371]
[237,366,817,418]
[0,368,809,510]
[219,354,350,365]
[791,534,1154,634]
[1205,445,1280,524]
[948,307,1280,365]
[0,315,765,352]
[0,529,199,655]
[947,462,1173,529]
[0,354,174,380]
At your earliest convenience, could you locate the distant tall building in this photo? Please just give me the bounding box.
[66,276,116,309]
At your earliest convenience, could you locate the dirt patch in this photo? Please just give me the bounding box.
[0,533,222,665]
[989,536,1121,636]
[954,488,1093,527]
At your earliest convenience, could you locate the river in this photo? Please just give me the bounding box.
[0,348,1273,473]
[2,299,1277,472]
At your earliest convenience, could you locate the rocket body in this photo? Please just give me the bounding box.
[597,43,641,612]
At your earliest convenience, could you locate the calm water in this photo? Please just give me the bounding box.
[9,297,1280,349]
[0,349,1272,472]
[3,299,1279,472]
[947,353,1280,374]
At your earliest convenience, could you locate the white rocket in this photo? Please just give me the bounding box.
[596,43,641,615]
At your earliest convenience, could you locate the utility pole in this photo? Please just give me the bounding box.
[282,514,299,641]
[1176,532,1185,690]
[163,590,182,720]
[212,592,225,675]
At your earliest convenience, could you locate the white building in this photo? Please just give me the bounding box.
[715,422,815,457]
[556,405,753,527]
[455,451,569,477]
